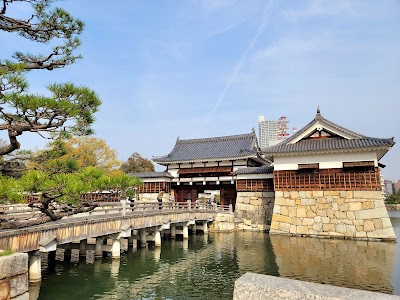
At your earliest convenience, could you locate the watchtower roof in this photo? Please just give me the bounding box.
[153,132,265,164]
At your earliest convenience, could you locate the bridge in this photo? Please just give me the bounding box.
[0,201,230,283]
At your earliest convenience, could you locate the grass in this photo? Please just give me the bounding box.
[0,248,14,256]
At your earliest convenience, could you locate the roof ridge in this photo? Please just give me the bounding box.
[176,132,255,144]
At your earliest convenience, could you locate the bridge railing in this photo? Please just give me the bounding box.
[0,200,232,222]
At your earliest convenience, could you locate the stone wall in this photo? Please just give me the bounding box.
[0,252,29,300]
[234,192,275,231]
[209,213,235,231]
[137,192,170,202]
[270,190,396,241]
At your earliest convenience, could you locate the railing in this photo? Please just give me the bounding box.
[0,201,233,223]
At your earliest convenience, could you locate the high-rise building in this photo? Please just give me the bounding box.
[258,115,292,148]
[258,115,280,148]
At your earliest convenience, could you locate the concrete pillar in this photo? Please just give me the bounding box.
[95,237,103,258]
[155,229,162,247]
[192,223,197,233]
[183,225,189,239]
[183,239,189,251]
[203,234,208,244]
[171,224,176,239]
[29,250,41,283]
[111,238,121,259]
[140,229,148,248]
[154,247,161,261]
[203,221,208,233]
[79,239,87,257]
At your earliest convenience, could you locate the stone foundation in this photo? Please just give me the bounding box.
[209,213,235,231]
[137,193,170,202]
[0,252,29,300]
[234,192,275,231]
[270,190,396,241]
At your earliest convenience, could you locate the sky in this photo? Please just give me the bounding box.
[1,0,400,180]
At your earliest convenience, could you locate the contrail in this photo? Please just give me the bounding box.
[208,0,274,119]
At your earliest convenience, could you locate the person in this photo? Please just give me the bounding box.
[195,199,199,209]
[169,194,174,209]
[213,197,217,209]
[157,191,164,210]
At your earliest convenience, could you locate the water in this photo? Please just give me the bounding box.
[35,212,400,299]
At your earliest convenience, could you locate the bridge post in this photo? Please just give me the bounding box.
[171,224,176,239]
[28,250,41,283]
[203,221,208,233]
[95,237,103,258]
[140,229,148,248]
[155,227,162,247]
[111,236,121,259]
[183,224,189,239]
[79,239,87,257]
[64,243,72,261]
[229,204,233,213]
[187,200,191,210]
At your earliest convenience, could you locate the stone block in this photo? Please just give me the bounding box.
[336,198,345,205]
[295,199,301,205]
[300,198,316,206]
[347,211,355,220]
[279,222,291,232]
[0,279,10,300]
[382,218,393,228]
[325,191,340,196]
[297,226,309,234]
[10,273,28,298]
[280,206,289,216]
[355,231,367,238]
[345,191,354,199]
[275,191,283,197]
[288,207,297,217]
[332,202,338,211]
[335,224,347,234]
[323,224,335,232]
[292,218,302,226]
[317,198,326,204]
[312,222,322,232]
[313,191,323,197]
[341,219,352,225]
[296,207,307,218]
[353,219,363,226]
[353,191,380,199]
[290,191,300,199]
[243,197,250,204]
[348,202,362,211]
[367,227,396,239]
[12,292,29,300]
[363,220,375,232]
[375,200,386,208]
[345,225,356,235]
[339,203,349,211]
[272,214,291,224]
[339,191,346,198]
[275,197,295,206]
[306,191,313,198]
[321,217,329,224]
[335,211,347,219]
[362,201,375,210]
[289,225,297,234]
[314,216,321,223]
[302,218,314,226]
[327,210,334,219]
[326,195,334,203]
[270,221,279,230]
[0,253,28,280]
[306,211,316,218]
[299,191,306,198]
[373,219,383,230]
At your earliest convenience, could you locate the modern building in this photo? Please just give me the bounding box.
[258,115,280,148]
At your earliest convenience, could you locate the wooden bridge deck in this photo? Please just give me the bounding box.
[0,208,217,253]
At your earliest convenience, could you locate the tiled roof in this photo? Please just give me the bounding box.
[153,132,260,164]
[233,166,274,175]
[263,110,395,155]
[265,138,394,154]
[129,172,173,179]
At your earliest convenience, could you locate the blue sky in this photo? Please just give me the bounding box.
[1,0,400,180]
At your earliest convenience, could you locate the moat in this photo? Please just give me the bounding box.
[33,211,400,300]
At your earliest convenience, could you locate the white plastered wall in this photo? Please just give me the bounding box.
[274,151,378,171]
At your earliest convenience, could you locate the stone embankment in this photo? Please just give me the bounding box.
[234,192,275,231]
[270,190,396,241]
[233,273,400,300]
[0,252,29,300]
[386,204,400,210]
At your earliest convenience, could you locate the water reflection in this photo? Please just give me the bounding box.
[270,234,396,293]
[36,215,400,300]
